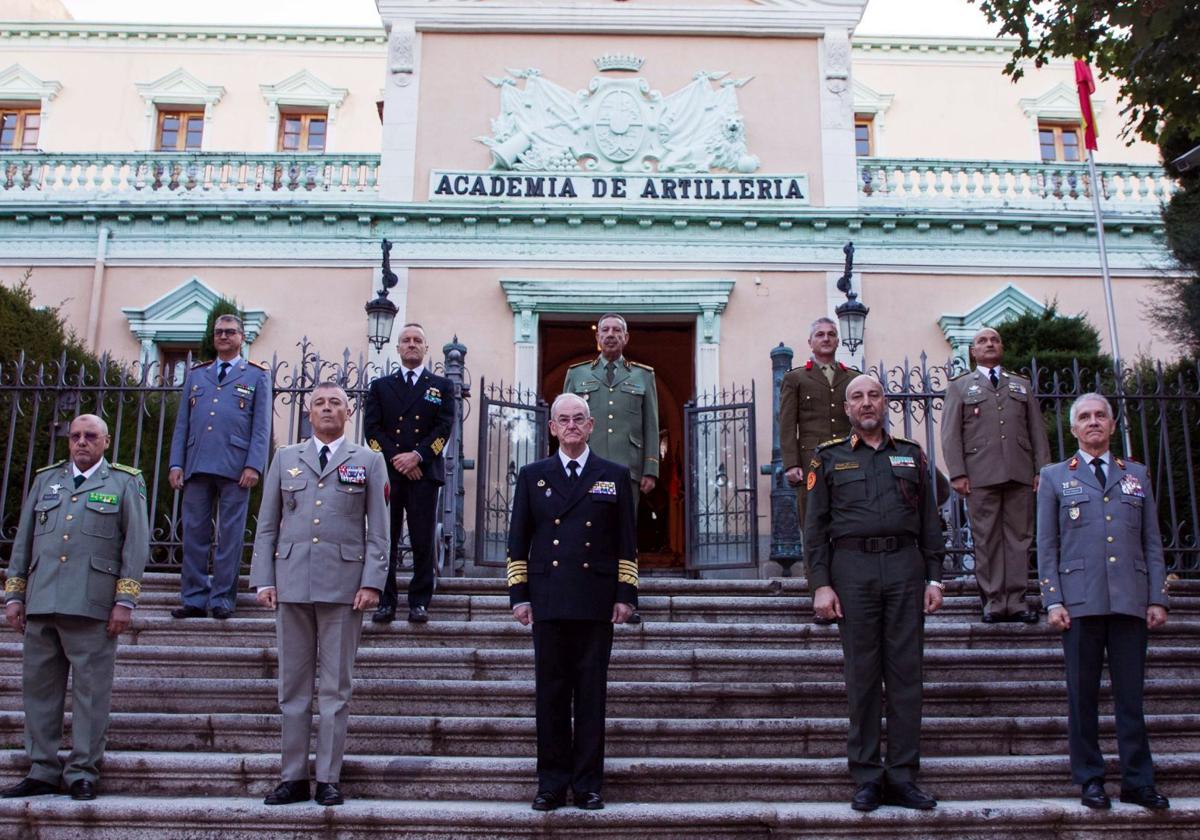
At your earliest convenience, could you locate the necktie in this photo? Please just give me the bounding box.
[218,361,230,383]
[1091,457,1106,487]
[989,369,999,389]
[605,361,615,387]
[319,445,330,471]
[822,365,835,385]
[406,370,416,388]
[567,460,580,482]
[73,474,85,488]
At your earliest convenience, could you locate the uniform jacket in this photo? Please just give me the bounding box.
[778,359,858,472]
[4,458,149,621]
[364,368,454,485]
[249,441,390,604]
[1036,454,1168,620]
[507,453,638,621]
[941,367,1051,487]
[169,357,273,481]
[804,434,944,590]
[563,356,659,482]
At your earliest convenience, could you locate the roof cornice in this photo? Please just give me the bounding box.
[0,21,387,47]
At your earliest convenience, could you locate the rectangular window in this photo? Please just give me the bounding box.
[159,347,199,385]
[854,116,874,157]
[156,110,204,152]
[0,107,41,151]
[1038,121,1083,162]
[278,111,327,152]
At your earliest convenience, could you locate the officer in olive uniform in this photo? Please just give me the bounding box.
[562,313,659,503]
[942,327,1051,623]
[1037,392,1170,811]
[250,383,389,807]
[805,375,944,813]
[363,323,454,623]
[508,393,638,812]
[778,317,859,538]
[169,314,273,619]
[3,414,149,801]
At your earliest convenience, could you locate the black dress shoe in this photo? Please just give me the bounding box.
[981,612,999,624]
[2,777,59,798]
[408,605,429,623]
[883,781,937,810]
[1081,779,1111,809]
[813,616,836,626]
[575,791,605,810]
[171,606,206,619]
[850,781,882,812]
[531,790,564,811]
[371,604,396,624]
[264,780,310,805]
[68,779,96,801]
[314,782,344,806]
[1120,785,1169,810]
[211,607,234,620]
[1016,609,1040,625]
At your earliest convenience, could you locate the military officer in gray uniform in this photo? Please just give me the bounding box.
[563,313,659,504]
[169,314,273,619]
[250,383,389,808]
[1037,392,1170,811]
[2,414,149,801]
[942,327,1050,623]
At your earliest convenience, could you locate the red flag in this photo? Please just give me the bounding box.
[1074,60,1099,151]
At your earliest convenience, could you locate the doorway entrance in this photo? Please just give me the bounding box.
[540,317,694,571]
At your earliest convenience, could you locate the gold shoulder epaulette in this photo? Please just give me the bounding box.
[629,361,654,372]
[816,436,849,451]
[246,359,268,370]
[566,360,591,370]
[35,460,66,474]
[192,360,213,369]
[892,434,920,447]
[111,462,142,476]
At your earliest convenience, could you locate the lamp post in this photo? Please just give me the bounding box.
[834,241,868,355]
[365,238,399,351]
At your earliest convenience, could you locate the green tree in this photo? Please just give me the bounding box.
[0,271,91,368]
[199,296,246,362]
[1157,120,1200,355]
[995,301,1110,378]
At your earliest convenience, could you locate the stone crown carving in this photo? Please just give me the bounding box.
[594,53,645,73]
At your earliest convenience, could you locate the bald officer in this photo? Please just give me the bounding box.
[1037,393,1169,811]
[169,314,273,619]
[942,327,1050,623]
[2,414,149,801]
[251,383,389,807]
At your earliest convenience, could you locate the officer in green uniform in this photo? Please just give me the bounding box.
[804,375,944,813]
[563,313,660,504]
[2,414,149,801]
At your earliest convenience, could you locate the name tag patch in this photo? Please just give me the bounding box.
[834,462,860,471]
[1120,475,1145,498]
[590,480,617,496]
[88,492,119,505]
[1062,486,1084,497]
[889,456,916,469]
[337,465,367,485]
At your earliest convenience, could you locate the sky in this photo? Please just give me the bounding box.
[58,0,1002,37]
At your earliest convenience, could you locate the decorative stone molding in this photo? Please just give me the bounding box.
[135,68,226,151]
[122,276,267,362]
[937,283,1045,364]
[1019,82,1104,159]
[851,79,893,152]
[0,63,61,145]
[260,70,350,146]
[0,23,387,47]
[388,21,416,88]
[820,26,857,206]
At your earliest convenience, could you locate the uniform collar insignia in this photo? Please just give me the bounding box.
[849,434,859,449]
[287,467,302,477]
[1068,456,1079,470]
[1115,457,1126,469]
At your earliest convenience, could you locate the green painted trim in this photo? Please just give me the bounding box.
[121,275,267,348]
[938,284,1045,362]
[501,277,735,316]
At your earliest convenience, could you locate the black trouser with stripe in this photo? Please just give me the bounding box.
[381,475,439,610]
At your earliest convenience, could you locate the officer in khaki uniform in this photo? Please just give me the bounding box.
[3,414,148,801]
[563,313,659,503]
[778,317,859,533]
[250,383,390,808]
[941,327,1051,622]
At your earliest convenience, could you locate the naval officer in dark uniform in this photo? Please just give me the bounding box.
[363,322,454,623]
[1037,392,1170,811]
[507,392,638,812]
[168,314,272,619]
[805,374,944,813]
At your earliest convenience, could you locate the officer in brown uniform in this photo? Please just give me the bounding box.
[941,327,1051,623]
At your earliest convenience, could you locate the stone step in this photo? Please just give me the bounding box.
[118,615,1200,650]
[3,676,1196,719]
[2,796,1199,840]
[2,711,1197,759]
[1,750,1197,803]
[3,642,1198,683]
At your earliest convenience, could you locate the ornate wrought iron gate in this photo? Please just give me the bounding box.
[473,379,548,566]
[684,382,758,571]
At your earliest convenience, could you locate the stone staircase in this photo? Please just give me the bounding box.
[0,571,1198,838]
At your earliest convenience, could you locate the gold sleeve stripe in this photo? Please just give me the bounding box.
[431,438,446,455]
[618,558,639,586]
[507,559,528,586]
[115,579,142,598]
[5,577,27,594]
[618,572,639,586]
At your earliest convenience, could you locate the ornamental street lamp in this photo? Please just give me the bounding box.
[365,238,399,351]
[834,241,868,354]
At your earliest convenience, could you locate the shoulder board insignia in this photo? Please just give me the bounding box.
[246,359,267,370]
[566,360,590,370]
[891,435,919,446]
[815,435,849,451]
[785,366,803,374]
[804,360,814,370]
[837,362,848,371]
[629,361,654,371]
[948,370,972,380]
[111,463,142,476]
[192,360,213,369]
[35,460,67,474]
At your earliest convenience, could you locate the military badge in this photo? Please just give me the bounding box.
[424,387,443,405]
[338,465,368,485]
[1120,474,1145,498]
[809,458,820,472]
[88,492,119,506]
[889,455,916,468]
[1068,456,1079,470]
[1008,382,1027,395]
[537,479,546,487]
[238,399,246,410]
[589,480,617,496]
[38,511,48,525]
[1068,506,1081,520]
[972,406,980,417]
[545,488,553,497]
[966,385,981,395]
[368,439,382,453]
[49,483,63,495]
[806,471,816,491]
[235,383,255,397]
[287,467,302,477]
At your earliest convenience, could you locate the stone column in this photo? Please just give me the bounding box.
[379,20,421,201]
[819,27,858,208]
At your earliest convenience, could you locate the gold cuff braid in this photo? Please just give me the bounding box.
[115,578,142,599]
[5,577,26,595]
[506,559,528,587]
[618,559,639,587]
